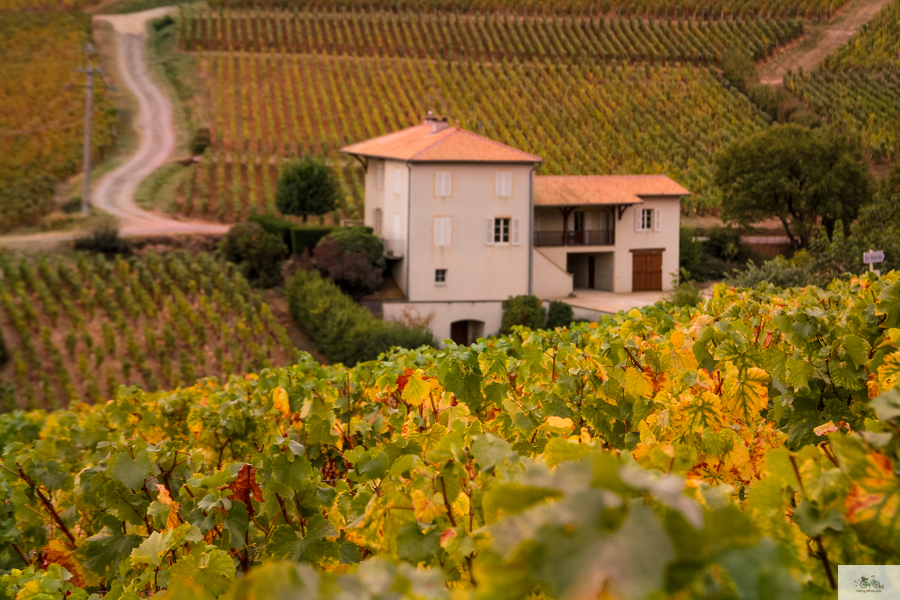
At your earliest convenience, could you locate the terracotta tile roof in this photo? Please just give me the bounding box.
[534,175,689,207]
[341,122,542,164]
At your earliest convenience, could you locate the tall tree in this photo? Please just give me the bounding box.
[714,124,871,248]
[276,156,339,223]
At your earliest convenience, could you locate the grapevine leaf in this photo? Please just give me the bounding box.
[272,454,313,490]
[78,517,142,576]
[357,452,389,480]
[110,450,154,491]
[543,438,592,467]
[272,387,291,417]
[871,389,900,422]
[792,502,844,538]
[401,370,431,406]
[471,434,514,471]
[267,516,340,565]
[483,483,563,517]
[840,335,870,369]
[719,539,801,600]
[785,358,814,391]
[722,363,769,425]
[168,545,236,597]
[396,521,441,565]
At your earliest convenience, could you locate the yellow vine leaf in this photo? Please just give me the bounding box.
[722,363,769,427]
[43,539,85,588]
[272,387,291,418]
[156,484,181,531]
[412,489,445,523]
[401,370,432,406]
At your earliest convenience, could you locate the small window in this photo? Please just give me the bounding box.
[433,217,452,246]
[494,217,510,243]
[435,171,452,197]
[496,172,512,197]
[642,209,653,230]
[435,269,447,284]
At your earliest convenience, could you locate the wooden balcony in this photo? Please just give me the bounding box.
[533,229,614,247]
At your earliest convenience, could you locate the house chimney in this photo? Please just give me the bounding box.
[424,111,449,133]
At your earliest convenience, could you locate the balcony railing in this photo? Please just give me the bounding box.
[533,229,614,247]
[381,237,405,258]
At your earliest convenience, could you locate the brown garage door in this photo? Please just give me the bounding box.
[632,250,663,292]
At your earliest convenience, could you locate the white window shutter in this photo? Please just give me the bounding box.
[444,218,452,245]
[436,172,451,197]
[485,218,495,245]
[433,218,441,246]
[496,172,512,197]
[511,217,521,245]
[654,208,662,231]
[445,173,451,196]
[634,206,642,232]
[394,169,402,194]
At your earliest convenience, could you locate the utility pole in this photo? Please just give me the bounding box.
[79,44,103,217]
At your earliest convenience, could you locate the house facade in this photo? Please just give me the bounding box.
[342,116,688,345]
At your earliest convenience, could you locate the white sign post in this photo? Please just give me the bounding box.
[863,249,885,277]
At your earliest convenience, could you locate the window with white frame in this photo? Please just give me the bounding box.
[635,207,662,232]
[485,217,521,245]
[433,217,452,246]
[394,168,403,195]
[435,269,447,284]
[435,171,452,197]
[495,172,512,197]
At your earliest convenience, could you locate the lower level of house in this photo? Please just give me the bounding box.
[383,301,503,346]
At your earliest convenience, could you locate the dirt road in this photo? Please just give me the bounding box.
[758,0,893,84]
[92,8,229,237]
[0,8,227,250]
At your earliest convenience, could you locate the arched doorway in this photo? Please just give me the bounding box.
[450,320,485,345]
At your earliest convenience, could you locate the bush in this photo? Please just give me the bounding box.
[291,226,334,255]
[500,295,547,335]
[0,174,56,233]
[287,269,435,365]
[73,224,132,257]
[322,227,384,269]
[704,226,748,263]
[314,241,383,300]
[190,127,211,156]
[61,197,83,214]
[249,214,297,253]
[546,300,574,329]
[679,227,703,280]
[728,251,819,288]
[667,281,704,307]
[276,156,339,222]
[220,222,289,288]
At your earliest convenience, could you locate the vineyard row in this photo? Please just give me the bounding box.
[178,7,805,64]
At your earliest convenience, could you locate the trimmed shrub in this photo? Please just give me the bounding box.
[680,227,704,279]
[220,222,289,288]
[313,228,385,299]
[314,241,383,300]
[291,226,334,255]
[287,269,435,365]
[249,214,296,253]
[500,295,547,335]
[321,226,384,268]
[546,301,574,329]
[704,226,748,263]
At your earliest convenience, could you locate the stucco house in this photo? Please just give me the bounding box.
[342,115,688,345]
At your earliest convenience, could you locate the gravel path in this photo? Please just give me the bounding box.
[93,8,228,236]
[758,0,893,84]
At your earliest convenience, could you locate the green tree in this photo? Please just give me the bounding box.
[714,124,872,249]
[275,156,339,222]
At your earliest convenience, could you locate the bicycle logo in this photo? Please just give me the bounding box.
[855,575,885,590]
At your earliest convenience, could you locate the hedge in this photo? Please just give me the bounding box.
[287,269,435,365]
[291,226,335,256]
[248,214,296,253]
